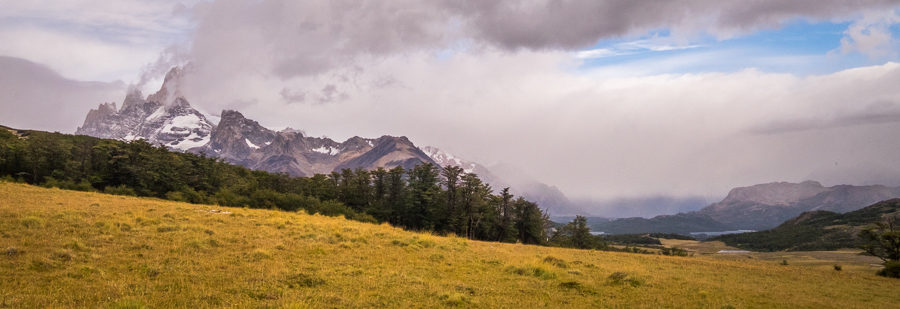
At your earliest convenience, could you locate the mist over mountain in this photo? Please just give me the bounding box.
[572,196,711,219]
[0,56,124,132]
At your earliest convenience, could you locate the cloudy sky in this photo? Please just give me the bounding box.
[3,0,900,215]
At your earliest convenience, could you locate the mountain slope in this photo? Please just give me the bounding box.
[2,182,898,308]
[697,181,900,230]
[711,199,900,251]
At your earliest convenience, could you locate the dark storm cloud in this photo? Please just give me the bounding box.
[450,0,900,49]
[184,0,900,81]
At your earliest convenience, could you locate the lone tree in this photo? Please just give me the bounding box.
[859,216,900,278]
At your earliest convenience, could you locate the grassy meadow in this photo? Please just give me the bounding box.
[1,182,898,308]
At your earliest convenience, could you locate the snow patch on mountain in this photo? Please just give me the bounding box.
[161,114,204,133]
[245,138,260,149]
[169,132,209,151]
[146,106,166,121]
[313,146,341,155]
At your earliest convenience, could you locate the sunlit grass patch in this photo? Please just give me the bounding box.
[0,182,898,308]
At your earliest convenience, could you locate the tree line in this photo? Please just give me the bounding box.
[0,128,549,245]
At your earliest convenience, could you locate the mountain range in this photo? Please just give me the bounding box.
[591,180,900,234]
[75,68,583,215]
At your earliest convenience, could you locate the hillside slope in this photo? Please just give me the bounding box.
[712,199,900,251]
[0,183,897,308]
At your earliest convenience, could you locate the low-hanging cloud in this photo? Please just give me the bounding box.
[5,0,900,214]
[155,0,900,205]
[750,101,900,135]
[0,56,124,132]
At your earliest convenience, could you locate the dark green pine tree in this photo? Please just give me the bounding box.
[405,163,442,230]
[514,198,548,245]
[495,187,517,242]
[440,165,464,234]
[386,166,407,226]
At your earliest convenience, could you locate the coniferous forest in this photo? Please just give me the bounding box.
[0,126,550,245]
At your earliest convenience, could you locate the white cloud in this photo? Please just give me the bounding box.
[840,9,900,59]
[575,39,703,59]
[0,26,160,82]
[0,0,194,82]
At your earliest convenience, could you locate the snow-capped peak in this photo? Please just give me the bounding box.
[422,146,476,173]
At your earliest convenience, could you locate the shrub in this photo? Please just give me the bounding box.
[543,256,568,268]
[607,272,643,287]
[559,281,595,295]
[105,185,136,196]
[506,266,556,280]
[661,247,690,256]
[165,191,187,202]
[833,265,842,271]
[877,260,900,278]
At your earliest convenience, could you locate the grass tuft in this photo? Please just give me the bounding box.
[283,273,325,288]
[506,265,557,280]
[156,226,178,233]
[543,256,568,268]
[607,272,643,287]
[20,216,42,228]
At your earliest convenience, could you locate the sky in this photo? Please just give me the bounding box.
[2,0,900,216]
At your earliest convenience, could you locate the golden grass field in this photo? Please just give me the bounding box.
[1,182,898,308]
